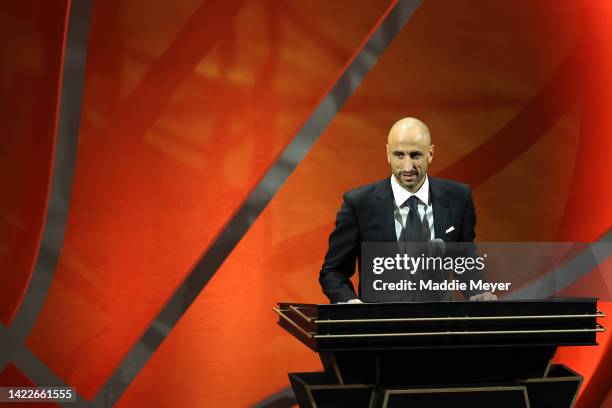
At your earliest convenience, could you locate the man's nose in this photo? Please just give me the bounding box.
[402,159,414,171]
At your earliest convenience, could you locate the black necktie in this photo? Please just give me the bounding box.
[404,196,423,243]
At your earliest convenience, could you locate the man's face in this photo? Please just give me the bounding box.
[386,129,434,193]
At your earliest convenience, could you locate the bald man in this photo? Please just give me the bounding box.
[319,118,494,303]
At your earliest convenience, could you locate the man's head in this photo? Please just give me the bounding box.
[386,117,434,193]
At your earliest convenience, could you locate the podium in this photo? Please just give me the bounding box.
[274,298,604,407]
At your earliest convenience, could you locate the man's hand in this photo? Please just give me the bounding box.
[337,299,364,304]
[469,291,497,301]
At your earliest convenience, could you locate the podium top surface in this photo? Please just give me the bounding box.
[274,299,604,352]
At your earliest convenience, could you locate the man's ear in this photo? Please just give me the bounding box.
[386,144,391,163]
[428,144,435,164]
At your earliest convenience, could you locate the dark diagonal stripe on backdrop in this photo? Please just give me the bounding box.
[108,0,248,143]
[251,386,295,408]
[0,323,89,407]
[92,1,424,406]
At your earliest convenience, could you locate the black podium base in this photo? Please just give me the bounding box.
[289,364,582,408]
[289,372,374,408]
[320,346,556,386]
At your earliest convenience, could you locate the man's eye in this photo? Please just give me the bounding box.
[394,153,405,158]
[410,153,422,159]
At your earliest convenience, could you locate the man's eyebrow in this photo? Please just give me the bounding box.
[392,149,422,154]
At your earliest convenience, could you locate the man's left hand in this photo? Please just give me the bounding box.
[469,291,497,301]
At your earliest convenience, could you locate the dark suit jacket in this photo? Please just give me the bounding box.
[319,176,477,303]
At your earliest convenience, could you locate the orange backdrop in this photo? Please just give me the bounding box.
[1,0,610,407]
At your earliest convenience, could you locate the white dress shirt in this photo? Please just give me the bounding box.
[390,175,435,241]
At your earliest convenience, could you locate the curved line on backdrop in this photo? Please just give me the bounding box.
[7,0,94,346]
[433,40,584,188]
[554,46,611,243]
[575,319,612,408]
[91,2,424,407]
[2,9,67,328]
[0,0,94,404]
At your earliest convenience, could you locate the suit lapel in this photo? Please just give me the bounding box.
[373,179,397,242]
[430,178,451,241]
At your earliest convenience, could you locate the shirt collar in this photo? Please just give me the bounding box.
[390,174,430,207]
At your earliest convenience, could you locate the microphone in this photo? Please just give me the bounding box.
[427,238,446,257]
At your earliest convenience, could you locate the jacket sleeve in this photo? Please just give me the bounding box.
[319,194,361,303]
[458,187,485,297]
[459,186,476,243]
